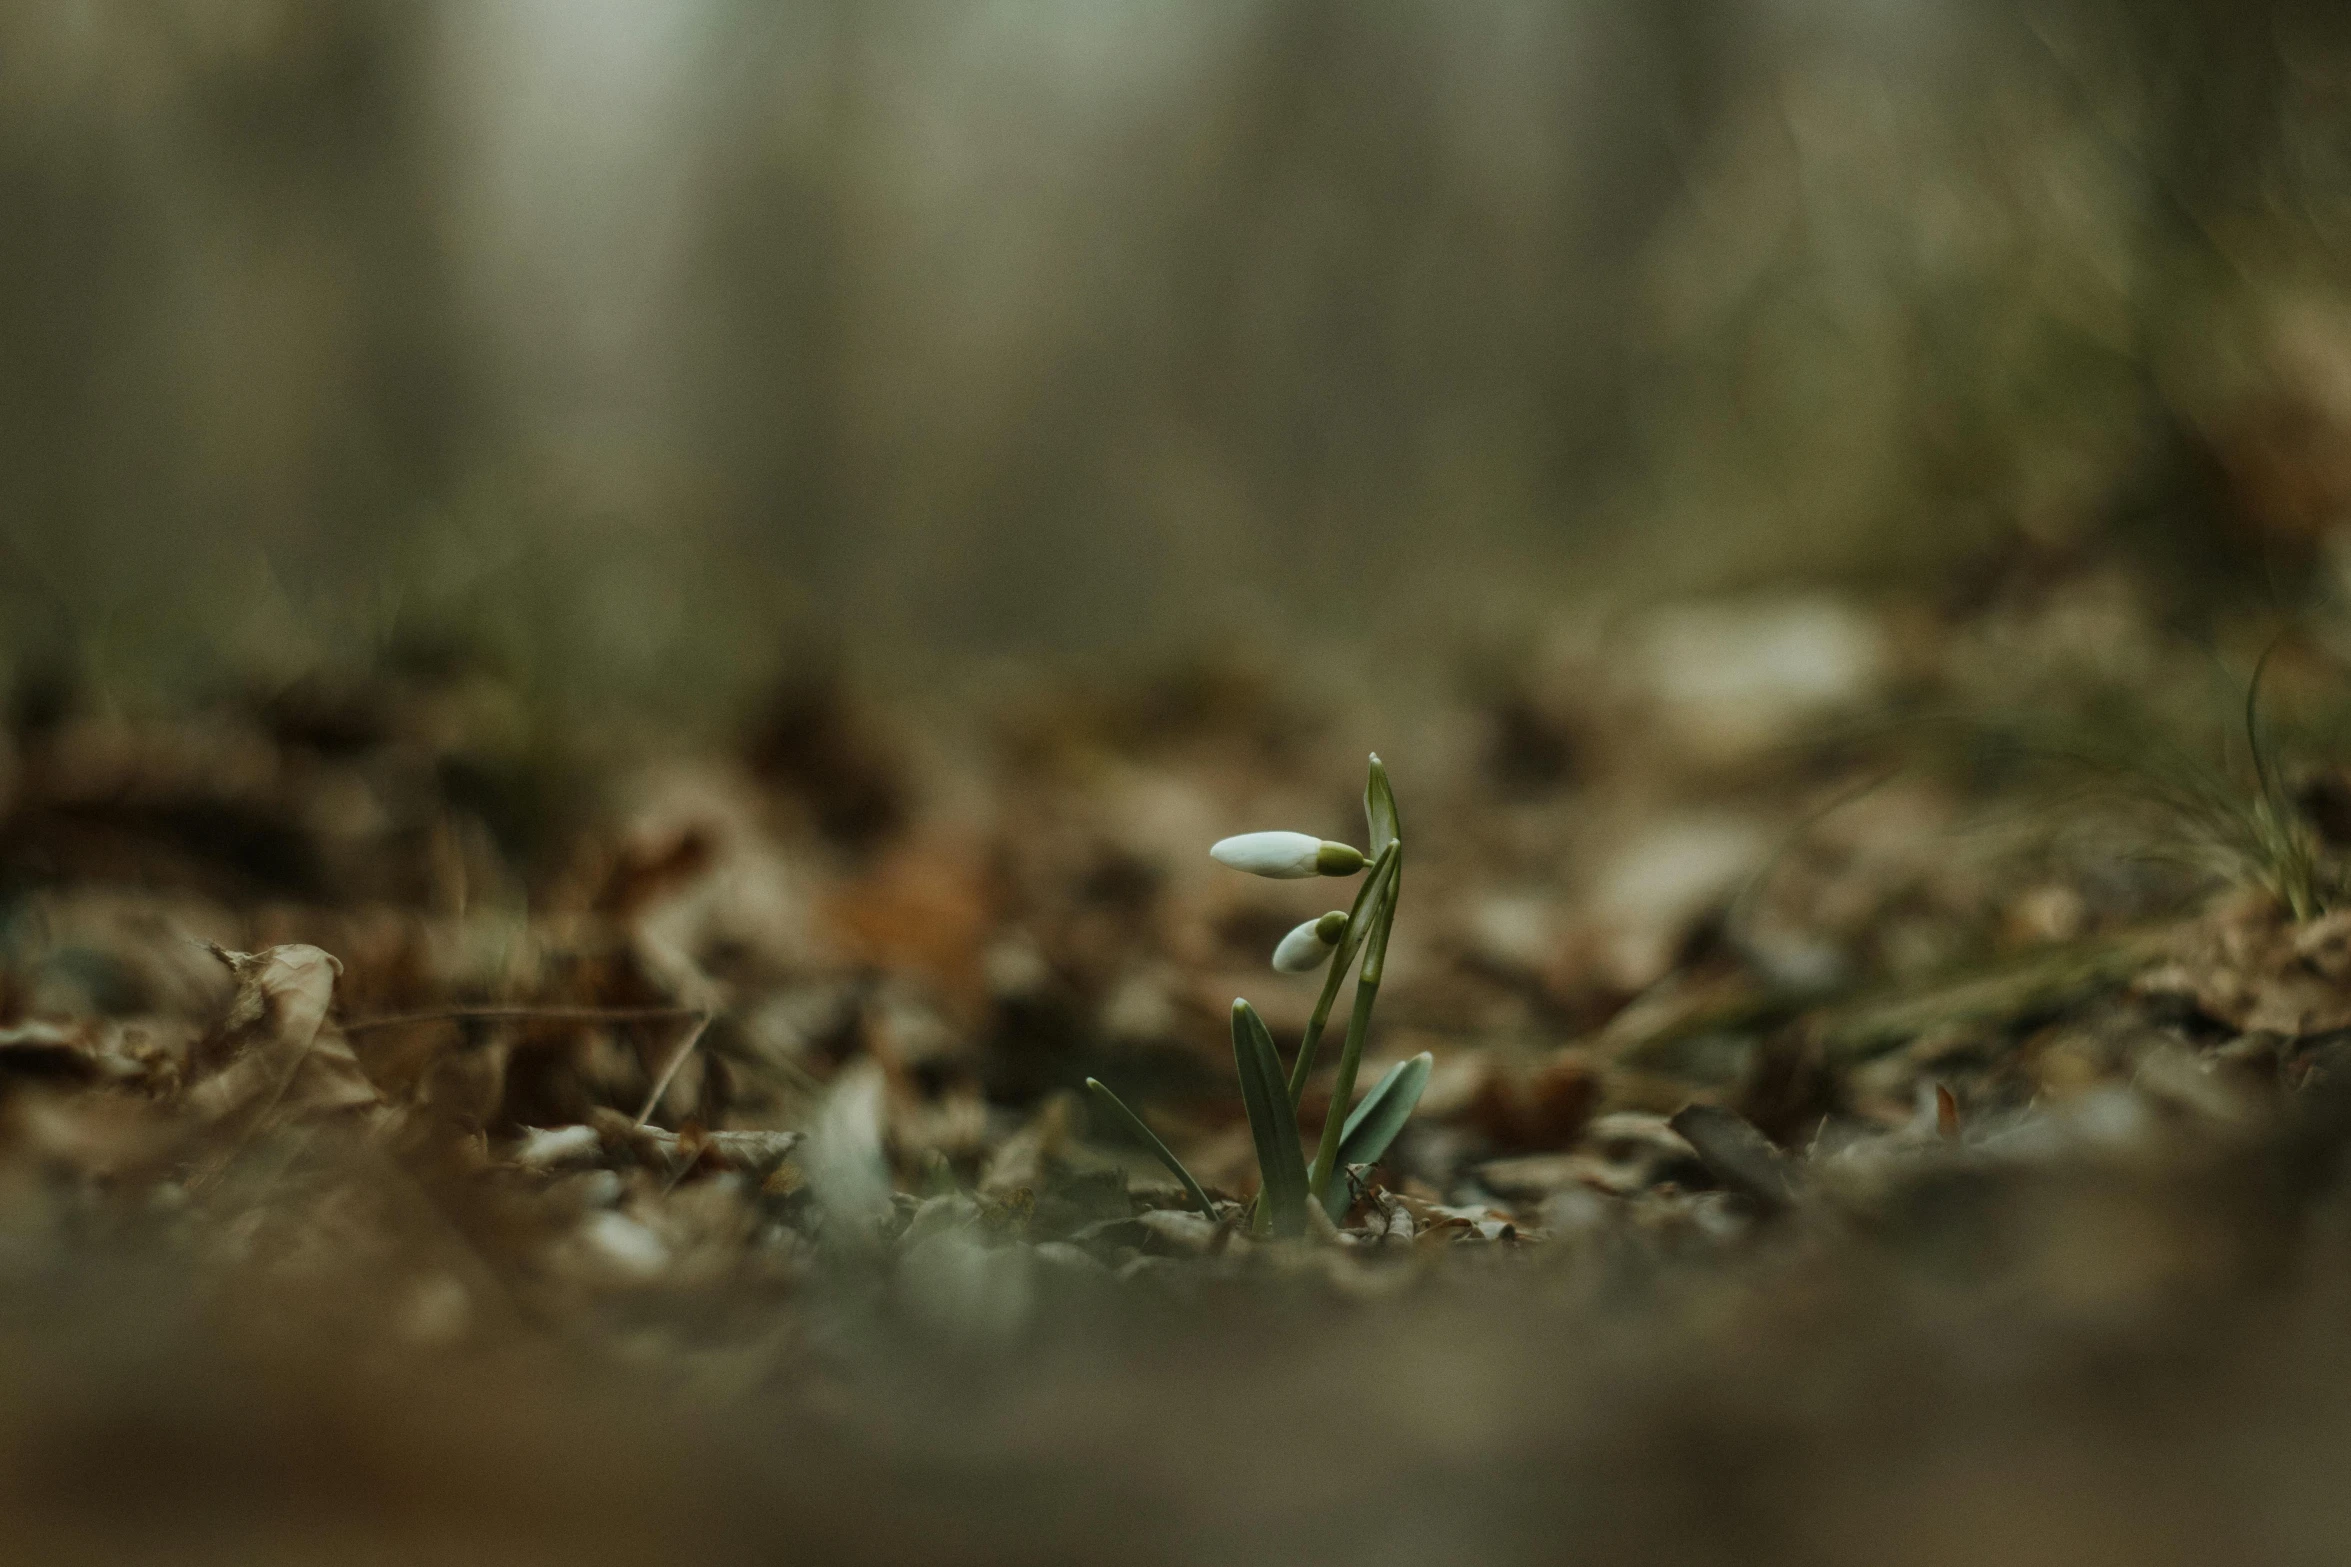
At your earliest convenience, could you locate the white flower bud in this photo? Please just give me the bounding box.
[1210,832,1367,879]
[1272,911,1350,973]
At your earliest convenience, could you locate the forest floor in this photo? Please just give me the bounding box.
[5,547,2351,1564]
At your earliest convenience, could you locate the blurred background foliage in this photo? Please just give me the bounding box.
[6,0,2351,713]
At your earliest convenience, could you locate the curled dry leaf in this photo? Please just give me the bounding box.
[185,944,384,1131]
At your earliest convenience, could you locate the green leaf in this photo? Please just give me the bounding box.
[1086,1078,1217,1221]
[1231,1000,1310,1237]
[1323,1051,1431,1218]
[1365,753,1401,859]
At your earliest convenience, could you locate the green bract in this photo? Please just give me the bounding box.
[1090,755,1425,1240]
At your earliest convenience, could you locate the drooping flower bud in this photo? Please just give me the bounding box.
[1210,832,1368,879]
[1272,910,1350,973]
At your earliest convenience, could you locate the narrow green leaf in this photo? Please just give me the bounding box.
[1086,1078,1217,1221]
[1365,753,1401,859]
[1232,1000,1310,1236]
[1338,1050,1433,1159]
[1323,1051,1432,1218]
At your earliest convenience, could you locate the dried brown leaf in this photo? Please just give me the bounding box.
[185,944,383,1130]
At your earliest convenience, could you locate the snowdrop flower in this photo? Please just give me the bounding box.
[1272,911,1350,973]
[1210,831,1367,879]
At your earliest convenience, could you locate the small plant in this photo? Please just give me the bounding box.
[1089,755,1430,1236]
[1960,644,2342,921]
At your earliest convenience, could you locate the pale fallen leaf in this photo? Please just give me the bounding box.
[512,1123,603,1170]
[807,1059,894,1244]
[1134,1208,1220,1254]
[185,944,383,1131]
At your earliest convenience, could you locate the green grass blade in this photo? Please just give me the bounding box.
[1232,1000,1310,1237]
[1323,1051,1431,1218]
[1085,1078,1217,1221]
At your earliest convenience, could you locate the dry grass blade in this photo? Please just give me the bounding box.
[633,1012,716,1128]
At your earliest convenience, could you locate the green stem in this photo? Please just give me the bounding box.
[1286,842,1400,1111]
[1306,842,1400,1203]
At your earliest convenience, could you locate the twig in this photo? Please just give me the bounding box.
[634,1012,715,1129]
[341,1004,707,1035]
[337,1000,719,1132]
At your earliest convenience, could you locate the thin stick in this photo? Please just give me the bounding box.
[341,1005,706,1035]
[633,1013,715,1129]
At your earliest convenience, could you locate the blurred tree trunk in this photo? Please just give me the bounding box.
[0,3,481,665]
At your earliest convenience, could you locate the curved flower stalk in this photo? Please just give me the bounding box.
[1283,841,1397,1109]
[1090,755,1427,1239]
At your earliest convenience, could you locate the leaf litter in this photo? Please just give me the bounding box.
[7,588,2351,1560]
